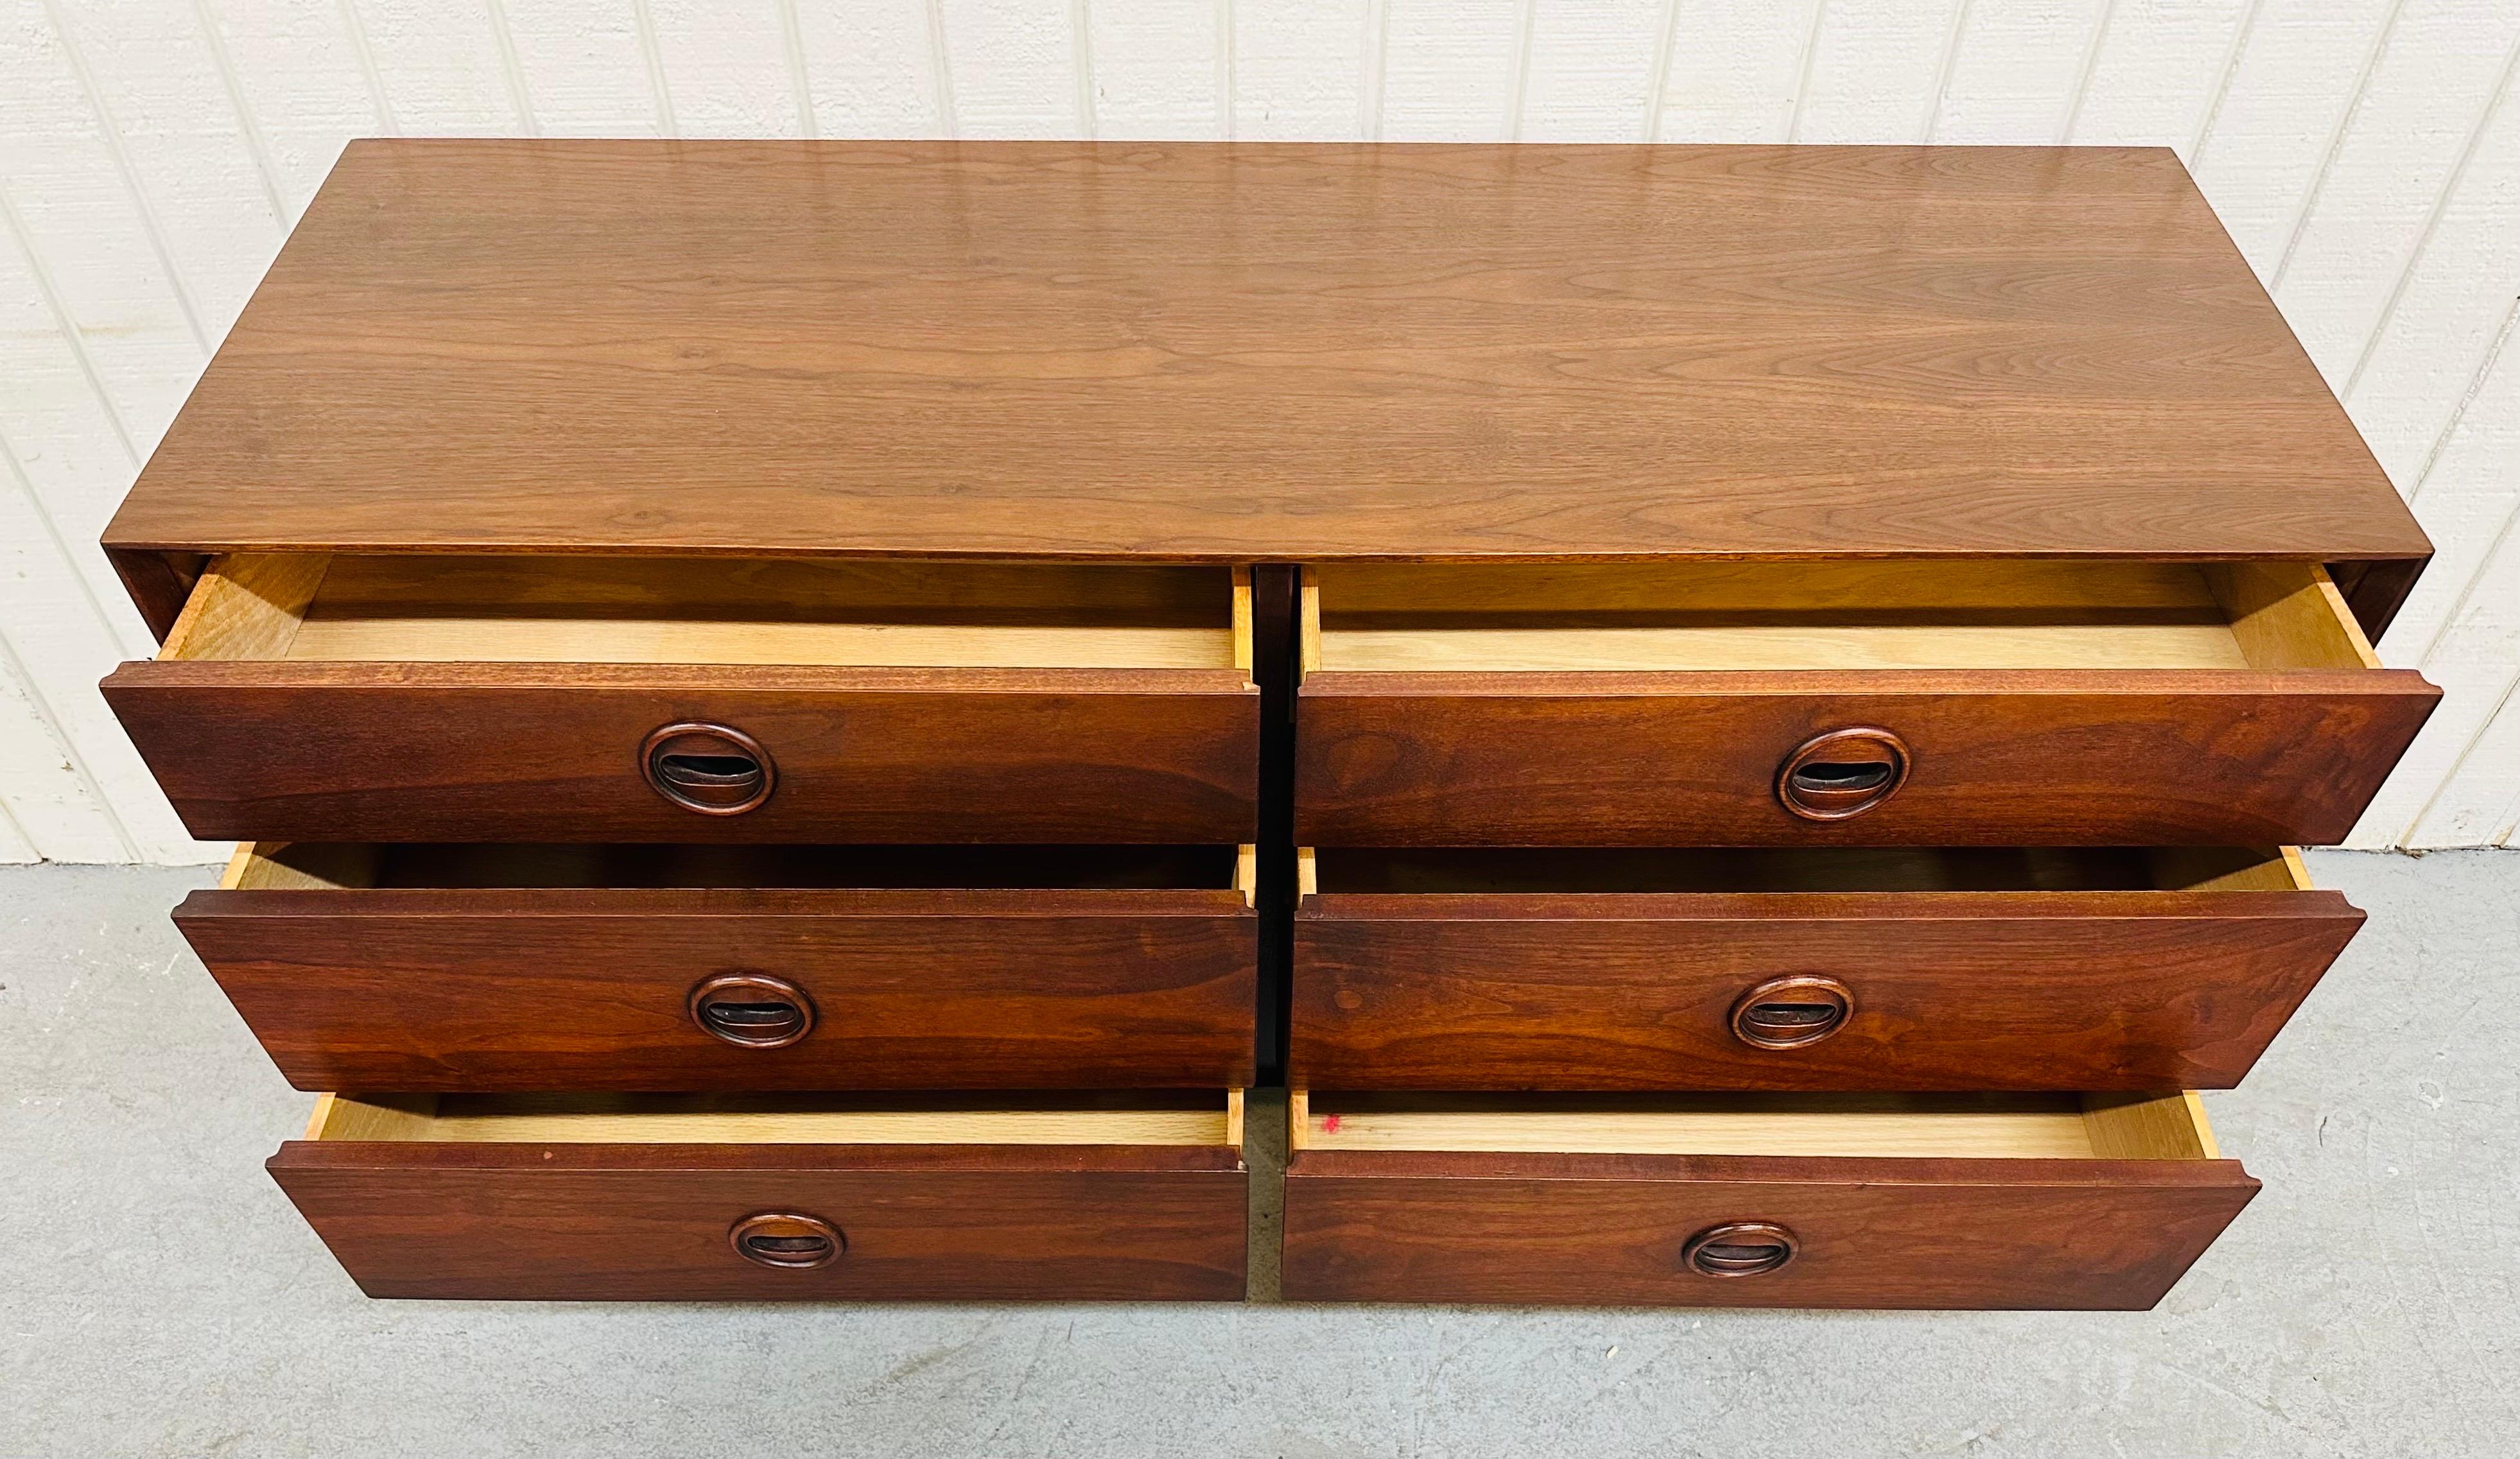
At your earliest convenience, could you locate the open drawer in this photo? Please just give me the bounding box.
[104,555,1258,843]
[1292,845,2355,1091]
[274,1090,1248,1300]
[184,841,1256,1092]
[1281,1091,2252,1309]
[1296,560,2437,846]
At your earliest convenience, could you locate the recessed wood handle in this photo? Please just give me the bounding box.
[688,973,815,1049]
[641,722,776,815]
[729,1211,844,1269]
[1683,1222,1798,1278]
[1777,727,1909,820]
[1729,976,1854,1049]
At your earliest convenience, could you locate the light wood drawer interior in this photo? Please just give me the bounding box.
[309,1089,1247,1148]
[164,554,1253,671]
[229,840,1255,900]
[1302,560,2377,673]
[1292,1091,2216,1161]
[1301,845,2311,896]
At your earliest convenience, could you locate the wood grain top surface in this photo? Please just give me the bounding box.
[107,139,2428,566]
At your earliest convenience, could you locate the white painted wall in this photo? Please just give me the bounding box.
[0,1,2513,861]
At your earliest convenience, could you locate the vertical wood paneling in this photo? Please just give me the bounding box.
[0,729,40,860]
[0,420,135,863]
[1233,0,1364,141]
[1651,0,1817,142]
[350,1,517,132]
[1378,0,1518,141]
[647,0,800,136]
[1931,0,2114,145]
[48,0,286,337]
[2065,0,2250,151]
[1794,0,1965,142]
[0,644,98,864]
[2185,0,2396,270]
[796,0,942,135]
[2273,3,2520,385]
[1793,0,1961,144]
[0,370,203,862]
[2405,526,2520,849]
[2342,75,2518,490]
[0,0,2514,857]
[0,205,155,664]
[2457,688,2520,844]
[2342,77,2520,847]
[0,521,207,863]
[205,1,392,211]
[0,3,207,462]
[498,1,657,136]
[939,0,1077,137]
[0,0,229,863]
[1519,1,1664,142]
[2351,321,2520,847]
[1090,0,1222,139]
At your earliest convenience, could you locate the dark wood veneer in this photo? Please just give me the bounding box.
[101,140,2428,1312]
[183,886,1256,1091]
[105,661,1258,843]
[1298,669,2437,846]
[1280,1149,2254,1309]
[106,141,2427,640]
[272,1142,1247,1301]
[1293,888,2359,1091]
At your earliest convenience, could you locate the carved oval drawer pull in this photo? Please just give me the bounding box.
[1777,727,1909,821]
[1683,1222,1798,1278]
[688,973,816,1049]
[1729,975,1854,1049]
[641,721,776,815]
[729,1211,844,1269]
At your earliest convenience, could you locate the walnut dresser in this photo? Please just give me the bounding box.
[100,140,2437,1309]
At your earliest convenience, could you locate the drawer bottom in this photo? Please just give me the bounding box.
[1281,1091,2254,1309]
[274,1091,1249,1301]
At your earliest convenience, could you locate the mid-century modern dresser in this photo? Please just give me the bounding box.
[100,140,2437,1308]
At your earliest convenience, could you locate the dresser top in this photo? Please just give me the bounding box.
[107,139,2427,580]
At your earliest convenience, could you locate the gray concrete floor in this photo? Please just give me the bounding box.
[4,850,2516,1456]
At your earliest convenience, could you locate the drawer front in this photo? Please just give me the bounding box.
[1297,671,2435,846]
[1293,890,2359,1091]
[273,1143,1247,1301]
[1282,1150,2254,1309]
[182,888,1256,1091]
[105,661,1258,842]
